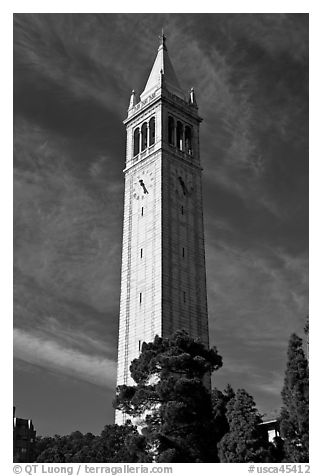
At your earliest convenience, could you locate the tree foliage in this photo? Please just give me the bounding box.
[34,424,147,463]
[268,436,285,463]
[279,333,309,462]
[114,330,223,462]
[211,384,235,444]
[218,389,270,462]
[90,423,150,462]
[35,431,95,462]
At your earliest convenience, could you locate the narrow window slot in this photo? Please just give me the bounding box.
[183,291,186,303]
[141,207,144,216]
[182,247,185,258]
[181,206,184,215]
[140,248,143,258]
[139,292,142,304]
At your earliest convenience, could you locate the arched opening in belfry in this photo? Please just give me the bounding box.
[149,117,155,146]
[176,121,183,151]
[141,122,148,151]
[185,126,192,155]
[168,116,174,145]
[133,127,140,156]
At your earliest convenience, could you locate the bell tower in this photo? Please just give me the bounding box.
[115,34,209,423]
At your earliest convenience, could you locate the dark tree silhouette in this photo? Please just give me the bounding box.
[218,389,270,462]
[211,384,235,444]
[114,330,223,462]
[267,436,285,463]
[34,425,147,463]
[35,432,95,462]
[280,333,309,462]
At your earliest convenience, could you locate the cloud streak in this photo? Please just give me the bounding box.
[14,328,116,388]
[207,237,308,340]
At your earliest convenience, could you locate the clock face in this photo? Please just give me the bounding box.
[132,169,154,199]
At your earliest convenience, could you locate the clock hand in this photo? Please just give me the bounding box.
[139,179,149,194]
[178,176,187,196]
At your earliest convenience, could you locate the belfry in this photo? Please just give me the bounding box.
[115,34,209,423]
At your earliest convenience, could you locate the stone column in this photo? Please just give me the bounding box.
[139,127,142,153]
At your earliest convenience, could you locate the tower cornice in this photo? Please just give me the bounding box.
[123,149,203,175]
[125,87,202,126]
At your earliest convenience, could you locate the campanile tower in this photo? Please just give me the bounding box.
[116,34,209,423]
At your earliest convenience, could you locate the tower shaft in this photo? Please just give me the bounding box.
[116,38,209,424]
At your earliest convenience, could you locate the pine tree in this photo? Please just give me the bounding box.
[114,330,223,462]
[280,333,309,462]
[218,389,270,462]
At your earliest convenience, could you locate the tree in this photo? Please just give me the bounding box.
[279,333,309,462]
[114,330,223,462]
[304,317,309,362]
[34,425,147,463]
[218,389,270,462]
[304,317,309,337]
[32,436,55,462]
[267,436,285,463]
[211,384,235,444]
[90,423,150,462]
[35,435,69,463]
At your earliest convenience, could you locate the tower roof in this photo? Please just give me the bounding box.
[140,32,185,101]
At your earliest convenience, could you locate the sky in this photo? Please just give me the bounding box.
[13,13,308,437]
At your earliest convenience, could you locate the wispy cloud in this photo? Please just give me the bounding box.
[160,15,308,222]
[14,328,116,388]
[14,14,129,115]
[14,118,122,316]
[207,238,308,341]
[28,315,116,360]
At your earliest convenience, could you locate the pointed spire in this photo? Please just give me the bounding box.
[128,90,138,110]
[140,32,185,101]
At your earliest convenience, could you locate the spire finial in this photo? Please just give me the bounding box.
[189,87,197,107]
[159,28,167,51]
[128,89,137,110]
